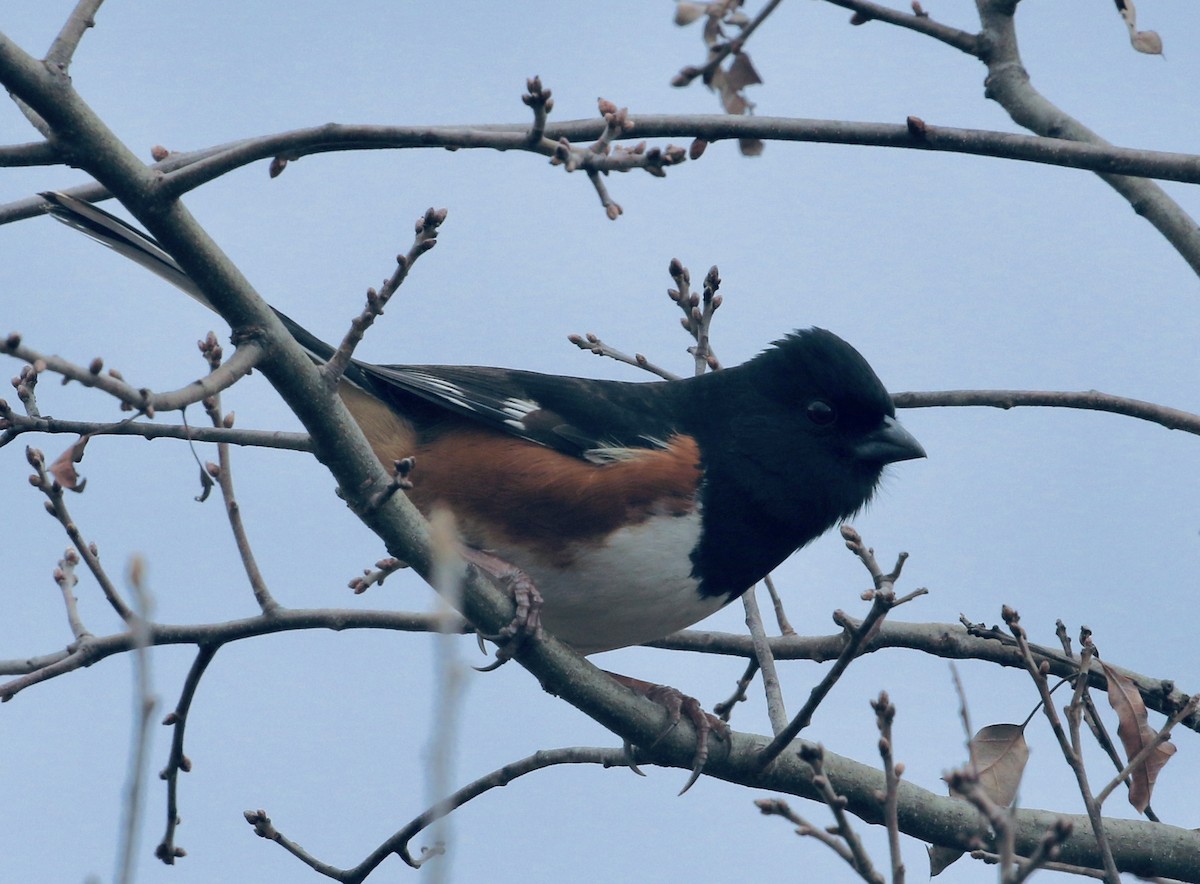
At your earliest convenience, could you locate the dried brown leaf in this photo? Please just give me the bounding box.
[927,844,963,876]
[702,15,722,46]
[1101,660,1177,812]
[1131,29,1163,54]
[49,435,90,491]
[738,138,764,156]
[970,723,1029,806]
[1114,0,1164,55]
[674,2,708,26]
[196,465,215,503]
[726,52,763,91]
[930,722,1028,874]
[722,89,748,115]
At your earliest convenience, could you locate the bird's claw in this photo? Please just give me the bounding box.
[462,548,543,668]
[609,673,730,794]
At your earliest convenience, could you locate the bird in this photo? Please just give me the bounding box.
[41,191,924,779]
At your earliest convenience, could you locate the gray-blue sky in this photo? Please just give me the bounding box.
[3,3,1199,882]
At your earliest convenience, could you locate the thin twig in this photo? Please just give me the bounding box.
[321,208,446,387]
[424,509,470,884]
[802,743,885,883]
[712,658,759,722]
[566,333,681,380]
[0,411,312,451]
[116,556,156,883]
[245,747,628,882]
[756,527,923,768]
[818,0,979,54]
[53,548,91,641]
[26,445,135,622]
[1005,608,1121,883]
[156,644,218,865]
[199,334,278,613]
[674,0,789,87]
[0,332,263,416]
[741,586,788,734]
[0,608,457,700]
[871,692,905,884]
[762,573,795,635]
[894,389,1200,436]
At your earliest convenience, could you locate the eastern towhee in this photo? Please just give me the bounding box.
[42,192,924,779]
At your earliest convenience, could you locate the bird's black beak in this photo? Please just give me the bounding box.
[855,415,926,464]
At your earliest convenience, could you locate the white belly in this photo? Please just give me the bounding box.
[501,511,727,654]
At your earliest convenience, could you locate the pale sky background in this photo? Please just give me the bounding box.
[3,3,1200,883]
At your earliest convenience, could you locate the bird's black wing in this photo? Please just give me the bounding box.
[41,191,688,461]
[361,363,685,460]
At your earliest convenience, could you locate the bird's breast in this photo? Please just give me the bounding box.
[504,509,726,654]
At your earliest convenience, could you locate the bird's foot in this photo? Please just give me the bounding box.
[461,547,543,668]
[607,672,730,795]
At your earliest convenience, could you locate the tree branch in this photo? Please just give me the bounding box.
[895,389,1200,435]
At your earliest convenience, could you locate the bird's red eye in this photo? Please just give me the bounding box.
[806,399,836,426]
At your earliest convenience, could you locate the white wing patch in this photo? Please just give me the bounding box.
[398,371,480,414]
[499,396,541,430]
[583,435,672,464]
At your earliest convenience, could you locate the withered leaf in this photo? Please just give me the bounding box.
[738,138,764,157]
[1101,660,1176,812]
[970,723,1030,806]
[1131,30,1163,54]
[195,465,215,503]
[928,844,963,877]
[674,2,708,26]
[726,52,763,91]
[722,88,748,116]
[49,435,90,492]
[931,722,1029,875]
[1114,0,1164,55]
